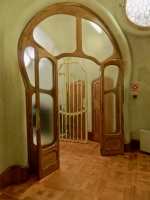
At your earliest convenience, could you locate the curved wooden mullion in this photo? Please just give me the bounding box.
[39,88,54,96]
[103,59,123,68]
[101,52,121,65]
[104,88,117,95]
[38,48,56,63]
[18,2,124,171]
[18,3,122,61]
[76,16,82,53]
[56,52,102,66]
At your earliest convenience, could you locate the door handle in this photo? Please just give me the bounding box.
[122,103,124,116]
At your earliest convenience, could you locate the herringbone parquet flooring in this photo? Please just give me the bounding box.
[1,141,150,200]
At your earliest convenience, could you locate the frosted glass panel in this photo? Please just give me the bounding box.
[104,92,116,134]
[40,93,54,146]
[39,58,53,90]
[24,47,35,86]
[32,93,54,146]
[82,19,113,62]
[33,14,76,56]
[104,65,119,91]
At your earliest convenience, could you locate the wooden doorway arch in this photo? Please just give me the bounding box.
[18,2,124,179]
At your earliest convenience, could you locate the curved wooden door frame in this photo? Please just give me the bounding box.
[18,2,124,177]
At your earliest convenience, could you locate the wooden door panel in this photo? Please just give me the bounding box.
[40,143,59,178]
[93,108,100,142]
[35,48,59,180]
[92,78,100,142]
[100,60,124,156]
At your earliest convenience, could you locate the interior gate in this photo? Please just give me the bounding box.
[58,60,88,143]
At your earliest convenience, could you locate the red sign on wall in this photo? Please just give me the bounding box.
[132,84,138,91]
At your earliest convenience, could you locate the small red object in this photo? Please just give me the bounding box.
[132,84,138,91]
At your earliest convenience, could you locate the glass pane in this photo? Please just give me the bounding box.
[33,14,76,56]
[40,93,54,146]
[104,65,119,90]
[32,94,37,145]
[104,92,116,134]
[82,19,113,62]
[24,47,35,86]
[39,58,53,90]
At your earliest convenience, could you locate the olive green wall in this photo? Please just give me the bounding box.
[0,0,150,174]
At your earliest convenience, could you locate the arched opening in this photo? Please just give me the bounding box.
[18,3,124,180]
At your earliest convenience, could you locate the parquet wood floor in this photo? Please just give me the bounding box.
[1,141,150,200]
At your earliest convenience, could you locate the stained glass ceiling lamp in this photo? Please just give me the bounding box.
[126,0,150,27]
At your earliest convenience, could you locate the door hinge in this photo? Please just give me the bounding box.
[27,84,31,89]
[19,46,24,51]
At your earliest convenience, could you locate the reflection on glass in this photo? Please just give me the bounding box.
[33,14,76,56]
[39,58,53,90]
[82,19,113,62]
[24,47,35,86]
[104,92,116,134]
[104,65,119,90]
[32,93,54,146]
[40,93,54,146]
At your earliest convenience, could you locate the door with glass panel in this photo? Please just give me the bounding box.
[18,3,124,166]
[34,52,59,179]
[100,60,124,156]
[22,46,59,179]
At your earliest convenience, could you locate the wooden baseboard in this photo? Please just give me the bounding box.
[0,165,30,190]
[88,132,93,140]
[124,140,140,152]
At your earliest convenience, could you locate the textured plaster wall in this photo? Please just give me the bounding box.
[126,35,150,140]
[1,0,149,174]
[0,1,29,174]
[111,2,150,141]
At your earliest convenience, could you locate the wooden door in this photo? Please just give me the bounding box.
[92,77,113,143]
[92,78,101,142]
[34,48,59,179]
[100,60,124,156]
[69,80,86,140]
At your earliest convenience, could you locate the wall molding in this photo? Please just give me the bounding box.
[0,165,30,190]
